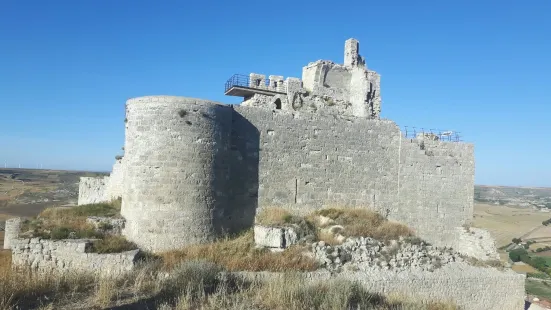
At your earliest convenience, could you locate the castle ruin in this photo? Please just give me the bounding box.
[79,39,477,254]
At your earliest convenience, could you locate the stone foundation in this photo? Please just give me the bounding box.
[10,237,140,276]
[236,262,526,310]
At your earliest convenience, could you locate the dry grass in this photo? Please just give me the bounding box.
[165,272,458,310]
[160,230,318,272]
[255,207,295,226]
[0,255,458,310]
[313,208,414,241]
[461,256,506,270]
[512,262,540,274]
[317,230,342,246]
[0,255,95,310]
[161,208,415,274]
[19,199,121,240]
[94,276,118,308]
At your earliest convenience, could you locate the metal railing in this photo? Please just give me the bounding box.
[224,74,272,93]
[402,126,463,142]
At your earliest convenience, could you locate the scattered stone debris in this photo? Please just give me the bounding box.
[311,236,463,273]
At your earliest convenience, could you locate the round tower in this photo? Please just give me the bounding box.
[3,217,21,249]
[121,96,232,252]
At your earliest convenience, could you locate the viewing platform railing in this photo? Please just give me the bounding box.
[402,126,463,142]
[224,74,271,93]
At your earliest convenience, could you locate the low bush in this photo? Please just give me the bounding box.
[49,226,102,240]
[535,246,551,253]
[255,207,296,226]
[509,248,527,262]
[90,235,138,254]
[527,272,551,279]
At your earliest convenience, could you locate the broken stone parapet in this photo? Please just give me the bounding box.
[449,226,500,260]
[78,177,110,205]
[10,237,140,276]
[86,216,126,235]
[77,158,123,206]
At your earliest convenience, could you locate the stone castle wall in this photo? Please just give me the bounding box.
[9,237,139,276]
[108,158,124,199]
[121,96,233,252]
[78,176,110,205]
[114,96,475,253]
[233,105,474,247]
[78,159,124,205]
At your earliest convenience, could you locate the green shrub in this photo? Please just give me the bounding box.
[50,227,71,239]
[97,222,114,231]
[70,202,120,217]
[509,248,527,262]
[49,227,102,240]
[527,272,551,279]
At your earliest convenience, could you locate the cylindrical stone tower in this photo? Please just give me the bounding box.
[3,217,21,249]
[121,96,232,252]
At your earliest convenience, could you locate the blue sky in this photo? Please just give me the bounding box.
[0,0,549,187]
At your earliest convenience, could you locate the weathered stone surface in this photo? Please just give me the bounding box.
[254,225,299,250]
[121,96,232,253]
[236,106,474,248]
[10,237,139,276]
[78,158,123,205]
[254,225,284,248]
[3,217,21,249]
[449,226,499,260]
[78,176,109,205]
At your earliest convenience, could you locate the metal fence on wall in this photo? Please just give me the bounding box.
[402,126,462,142]
[224,74,271,93]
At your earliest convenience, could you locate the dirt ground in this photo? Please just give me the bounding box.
[473,203,548,247]
[0,202,56,218]
[511,262,539,274]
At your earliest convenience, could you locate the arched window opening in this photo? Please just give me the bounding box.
[274,98,282,110]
